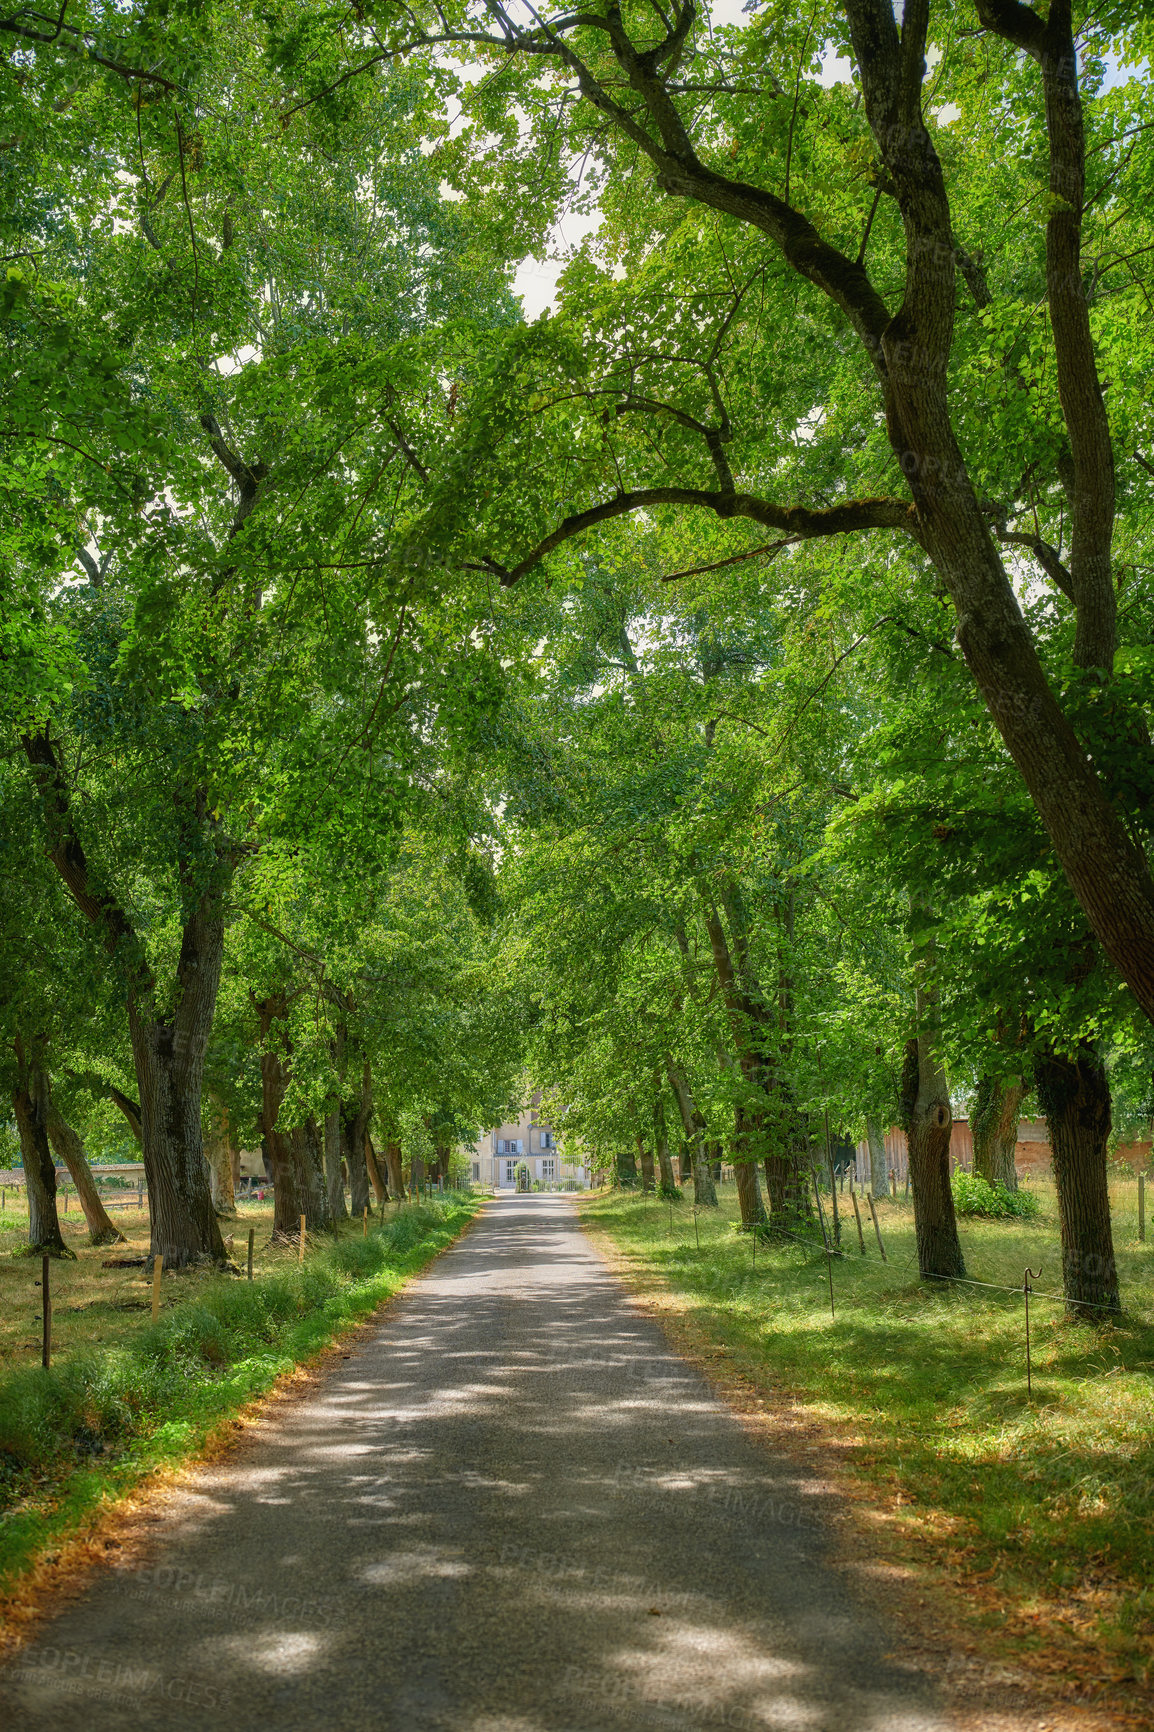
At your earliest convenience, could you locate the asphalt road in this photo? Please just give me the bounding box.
[1,1195,951,1731]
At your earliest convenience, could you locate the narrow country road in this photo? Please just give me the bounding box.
[1,1196,951,1730]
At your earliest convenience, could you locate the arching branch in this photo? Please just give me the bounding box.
[485,487,919,585]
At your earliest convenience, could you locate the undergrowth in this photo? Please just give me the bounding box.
[951,1170,1041,1218]
[0,1198,475,1600]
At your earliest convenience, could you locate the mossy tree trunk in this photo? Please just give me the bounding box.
[903,906,966,1281]
[653,1092,678,1197]
[972,1075,1025,1191]
[1035,1045,1119,1317]
[324,1106,348,1220]
[615,1144,638,1188]
[342,1056,373,1218]
[732,1107,768,1232]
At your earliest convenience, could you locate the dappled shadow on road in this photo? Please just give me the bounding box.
[0,1198,945,1731]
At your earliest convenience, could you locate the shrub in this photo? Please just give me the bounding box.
[951,1171,1040,1219]
[330,1236,389,1277]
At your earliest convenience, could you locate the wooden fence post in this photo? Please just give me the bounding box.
[41,1254,51,1369]
[298,1214,307,1264]
[1140,1172,1146,1244]
[866,1194,888,1261]
[850,1189,866,1255]
[151,1253,163,1323]
[247,1227,255,1281]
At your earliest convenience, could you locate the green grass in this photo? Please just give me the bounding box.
[0,1196,478,1604]
[581,1179,1154,1700]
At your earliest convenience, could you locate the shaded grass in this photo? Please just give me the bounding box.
[581,1180,1154,1702]
[0,1197,478,1603]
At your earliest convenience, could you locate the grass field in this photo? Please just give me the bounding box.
[0,1191,479,1615]
[579,1174,1154,1713]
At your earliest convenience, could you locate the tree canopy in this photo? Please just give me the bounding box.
[3,0,1153,1313]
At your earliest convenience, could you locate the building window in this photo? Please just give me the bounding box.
[504,1160,517,1184]
[541,1158,556,1181]
[540,1131,553,1149]
[472,1162,480,1182]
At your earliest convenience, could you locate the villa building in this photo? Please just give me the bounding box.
[468,1100,590,1190]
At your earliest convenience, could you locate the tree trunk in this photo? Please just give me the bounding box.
[1035,1045,1119,1317]
[13,1039,70,1256]
[866,1115,890,1202]
[637,1133,656,1193]
[762,1149,792,1218]
[203,1095,238,1217]
[384,1140,404,1200]
[733,1158,767,1231]
[701,884,802,1226]
[972,1075,1025,1192]
[839,5,1154,1027]
[257,994,301,1241]
[615,1144,638,1188]
[678,1140,692,1183]
[342,1059,373,1218]
[294,1118,330,1231]
[665,1054,717,1206]
[902,1032,965,1280]
[261,1061,302,1242]
[324,1107,348,1220]
[653,1094,677,1197]
[365,1134,388,1203]
[733,1109,768,1231]
[46,1100,124,1246]
[902,899,966,1280]
[128,897,227,1270]
[21,736,227,1268]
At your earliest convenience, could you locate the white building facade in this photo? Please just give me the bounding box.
[468,1101,590,1190]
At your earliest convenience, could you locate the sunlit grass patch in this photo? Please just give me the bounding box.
[581,1180,1154,1703]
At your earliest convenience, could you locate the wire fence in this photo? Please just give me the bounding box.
[641,1181,1153,1400]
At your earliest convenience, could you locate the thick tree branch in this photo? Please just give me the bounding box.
[975,0,1116,670]
[488,487,918,584]
[21,730,139,952]
[996,528,1075,600]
